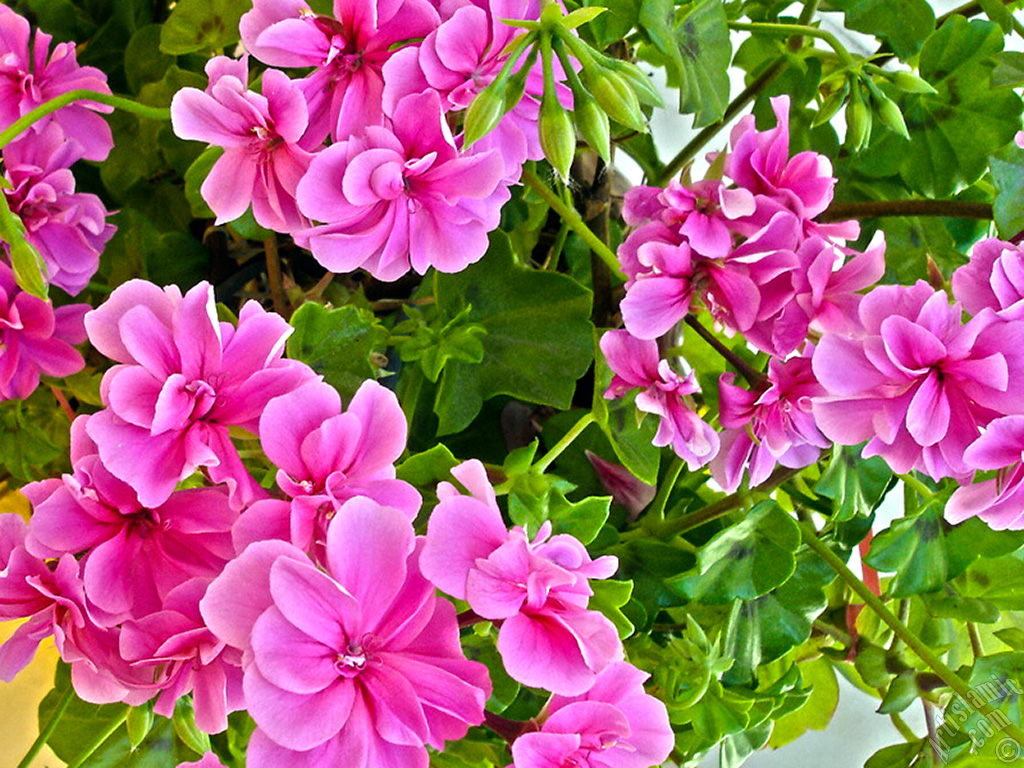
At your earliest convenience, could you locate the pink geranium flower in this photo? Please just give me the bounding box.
[812,281,1024,480]
[510,662,674,768]
[22,415,237,619]
[420,460,622,695]
[83,279,315,508]
[952,237,1024,319]
[2,124,115,295]
[947,415,1024,529]
[170,56,314,232]
[294,90,507,282]
[200,499,491,768]
[0,261,87,400]
[600,330,719,469]
[0,5,113,161]
[240,0,440,144]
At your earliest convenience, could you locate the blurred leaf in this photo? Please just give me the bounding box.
[160,0,245,55]
[124,24,173,93]
[991,142,1024,239]
[829,0,935,59]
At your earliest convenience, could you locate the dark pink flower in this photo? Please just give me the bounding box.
[294,90,506,281]
[420,460,622,695]
[201,498,491,767]
[171,56,314,232]
[510,662,674,768]
[2,124,115,295]
[601,330,719,469]
[240,0,440,144]
[0,261,87,400]
[83,279,315,508]
[812,281,1024,480]
[0,5,113,161]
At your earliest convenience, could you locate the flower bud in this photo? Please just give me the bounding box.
[539,86,576,180]
[580,65,647,133]
[812,80,849,128]
[601,56,664,108]
[463,79,508,147]
[868,81,909,139]
[890,69,938,95]
[7,232,47,299]
[573,86,611,161]
[846,81,872,152]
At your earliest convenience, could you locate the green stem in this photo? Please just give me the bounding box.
[0,90,170,150]
[799,520,1024,746]
[16,685,75,768]
[890,712,918,743]
[900,473,934,500]
[67,707,129,768]
[535,410,597,473]
[655,58,787,185]
[646,455,686,527]
[728,21,856,66]
[819,200,993,222]
[522,168,625,280]
[683,315,766,387]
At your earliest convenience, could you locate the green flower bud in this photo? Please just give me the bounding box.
[867,80,909,139]
[504,47,539,115]
[890,69,938,95]
[580,65,646,133]
[573,87,611,161]
[539,87,576,180]
[812,80,849,128]
[846,81,872,152]
[600,56,664,108]
[463,79,509,147]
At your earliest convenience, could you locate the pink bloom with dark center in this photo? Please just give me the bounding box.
[294,90,506,282]
[200,498,491,768]
[0,5,113,161]
[601,330,719,468]
[812,281,1024,480]
[420,460,622,695]
[952,237,1024,319]
[83,279,315,508]
[171,56,314,232]
[240,0,440,144]
[22,415,237,619]
[711,352,828,493]
[0,261,87,400]
[2,124,115,295]
[510,662,674,768]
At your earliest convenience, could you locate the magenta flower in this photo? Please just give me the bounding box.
[420,460,622,695]
[601,330,719,469]
[236,378,420,552]
[510,662,674,768]
[240,0,440,144]
[947,416,1024,529]
[83,279,315,508]
[177,755,228,768]
[0,5,113,161]
[294,90,507,282]
[952,237,1024,319]
[0,261,87,400]
[711,352,828,493]
[812,281,1024,480]
[200,498,491,767]
[2,124,115,295]
[170,56,314,232]
[22,415,237,619]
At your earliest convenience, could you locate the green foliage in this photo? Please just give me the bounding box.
[829,0,935,59]
[159,0,246,55]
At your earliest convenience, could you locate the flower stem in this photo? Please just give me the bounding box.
[646,455,686,528]
[521,168,625,281]
[819,200,993,222]
[0,90,171,150]
[683,315,766,387]
[799,520,1024,746]
[66,707,129,768]
[16,684,75,768]
[899,473,934,500]
[728,21,857,66]
[535,410,597,473]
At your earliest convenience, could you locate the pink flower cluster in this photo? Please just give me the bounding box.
[2,277,673,767]
[170,0,550,282]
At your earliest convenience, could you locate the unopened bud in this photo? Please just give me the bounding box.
[580,65,647,133]
[463,79,508,147]
[867,81,909,139]
[539,87,576,180]
[846,81,872,152]
[601,56,664,108]
[812,81,849,128]
[573,87,611,161]
[890,69,938,95]
[9,238,47,299]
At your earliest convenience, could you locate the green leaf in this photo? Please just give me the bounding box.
[899,18,1022,197]
[287,303,388,402]
[995,628,1024,651]
[160,0,246,54]
[397,306,488,383]
[878,670,919,714]
[124,24,173,93]
[992,51,1024,87]
[638,0,731,126]
[433,233,594,434]
[865,504,948,597]
[583,0,642,48]
[396,444,460,490]
[829,0,935,59]
[183,146,221,219]
[549,492,611,544]
[991,143,1024,239]
[865,742,926,768]
[753,550,832,662]
[768,658,839,748]
[172,699,211,756]
[814,446,894,521]
[588,578,634,638]
[668,501,801,604]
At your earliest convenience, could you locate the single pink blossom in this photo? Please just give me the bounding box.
[601,330,720,469]
[0,5,113,160]
[812,281,1024,480]
[711,352,828,493]
[171,56,314,232]
[0,261,87,400]
[295,90,506,281]
[240,0,440,144]
[510,662,674,768]
[2,124,115,295]
[420,460,622,695]
[201,498,491,767]
[952,237,1024,319]
[947,415,1024,529]
[83,279,315,508]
